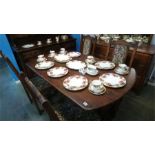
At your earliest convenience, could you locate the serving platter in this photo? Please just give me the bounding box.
[95,61,115,70]
[99,73,126,88]
[66,60,86,70]
[35,61,54,70]
[67,52,81,58]
[47,67,68,78]
[63,75,88,91]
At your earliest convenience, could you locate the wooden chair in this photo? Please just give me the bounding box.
[80,35,96,55]
[0,51,59,120]
[106,40,137,69]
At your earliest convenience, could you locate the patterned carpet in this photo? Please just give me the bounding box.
[0,58,155,121]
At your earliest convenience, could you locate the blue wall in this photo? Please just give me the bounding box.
[0,34,20,80]
[71,34,81,51]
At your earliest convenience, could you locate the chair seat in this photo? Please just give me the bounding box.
[31,76,51,91]
[47,92,102,121]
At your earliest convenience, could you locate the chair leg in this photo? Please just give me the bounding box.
[43,102,59,121]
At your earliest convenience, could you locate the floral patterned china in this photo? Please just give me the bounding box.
[67,52,81,58]
[47,67,68,78]
[54,54,71,63]
[99,73,126,88]
[35,61,54,70]
[88,80,106,95]
[95,61,115,70]
[85,55,96,64]
[114,67,129,75]
[114,64,129,75]
[66,60,86,70]
[48,50,55,58]
[86,64,98,76]
[22,44,34,48]
[63,75,88,91]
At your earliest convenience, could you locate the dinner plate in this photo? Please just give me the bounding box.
[67,52,81,58]
[63,75,88,91]
[54,54,71,63]
[47,67,68,78]
[95,61,115,70]
[35,61,54,70]
[66,60,86,70]
[22,44,34,48]
[99,73,126,88]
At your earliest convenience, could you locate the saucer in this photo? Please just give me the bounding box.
[114,67,129,75]
[86,68,98,76]
[88,83,106,95]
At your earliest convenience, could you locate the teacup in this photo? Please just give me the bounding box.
[60,48,65,51]
[47,38,52,44]
[87,64,97,74]
[37,55,45,62]
[49,50,55,57]
[91,80,103,92]
[118,64,129,71]
[50,50,55,54]
[37,41,42,46]
[86,55,95,64]
[38,54,44,58]
[60,50,67,54]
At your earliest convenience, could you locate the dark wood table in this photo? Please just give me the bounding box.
[26,55,136,111]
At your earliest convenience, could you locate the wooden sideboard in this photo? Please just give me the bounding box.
[94,40,155,90]
[7,34,76,76]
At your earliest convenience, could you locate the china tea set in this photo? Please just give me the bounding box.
[35,49,130,95]
[89,80,106,95]
[114,64,129,75]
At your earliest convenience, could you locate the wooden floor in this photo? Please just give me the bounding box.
[0,58,155,121]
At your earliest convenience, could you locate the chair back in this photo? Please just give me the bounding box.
[80,35,96,55]
[108,40,137,69]
[1,51,59,120]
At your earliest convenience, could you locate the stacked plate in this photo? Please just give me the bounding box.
[47,67,68,78]
[95,61,115,70]
[63,75,88,91]
[54,54,71,63]
[35,61,54,70]
[99,73,126,88]
[66,60,86,70]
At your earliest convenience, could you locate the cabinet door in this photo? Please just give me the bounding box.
[127,51,152,89]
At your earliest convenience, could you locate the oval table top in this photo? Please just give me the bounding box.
[26,54,136,111]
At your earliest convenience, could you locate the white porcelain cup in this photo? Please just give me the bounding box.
[87,64,97,74]
[38,54,44,58]
[118,64,129,71]
[60,50,67,54]
[86,55,95,64]
[37,41,42,46]
[60,48,65,51]
[47,38,52,44]
[50,50,55,54]
[91,80,103,92]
